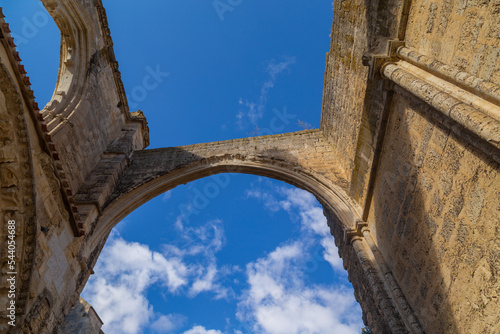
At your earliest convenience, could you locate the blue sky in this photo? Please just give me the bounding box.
[2,1,364,333]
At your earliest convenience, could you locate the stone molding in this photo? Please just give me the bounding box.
[382,61,500,162]
[396,46,500,108]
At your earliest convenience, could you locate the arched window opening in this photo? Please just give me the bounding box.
[1,1,60,108]
[82,174,364,334]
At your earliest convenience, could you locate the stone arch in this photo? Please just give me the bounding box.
[82,172,362,333]
[78,131,358,247]
[72,131,420,333]
[93,152,360,245]
[88,152,373,331]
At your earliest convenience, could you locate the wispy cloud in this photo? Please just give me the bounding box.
[164,219,235,299]
[151,314,187,333]
[237,57,296,130]
[162,190,172,202]
[167,218,226,256]
[278,188,344,272]
[245,189,281,212]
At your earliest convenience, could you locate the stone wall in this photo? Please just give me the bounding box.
[368,88,499,333]
[0,46,37,332]
[405,0,500,82]
[320,0,409,193]
[0,1,147,332]
[0,25,84,332]
[39,0,148,196]
[319,0,500,332]
[320,0,371,182]
[363,1,500,332]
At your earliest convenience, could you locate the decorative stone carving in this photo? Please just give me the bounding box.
[0,64,36,332]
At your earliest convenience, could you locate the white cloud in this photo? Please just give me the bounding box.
[189,264,218,296]
[244,243,303,305]
[100,235,188,292]
[282,188,345,272]
[163,219,234,299]
[237,242,362,334]
[245,189,281,212]
[161,219,224,259]
[82,231,189,334]
[85,277,152,334]
[277,187,317,214]
[183,326,223,334]
[320,237,344,272]
[83,220,235,334]
[237,184,362,333]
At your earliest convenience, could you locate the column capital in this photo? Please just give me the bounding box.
[345,219,369,245]
[362,39,405,80]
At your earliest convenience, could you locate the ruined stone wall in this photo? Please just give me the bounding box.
[0,28,90,332]
[1,2,148,332]
[321,0,499,332]
[360,0,500,333]
[39,0,148,194]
